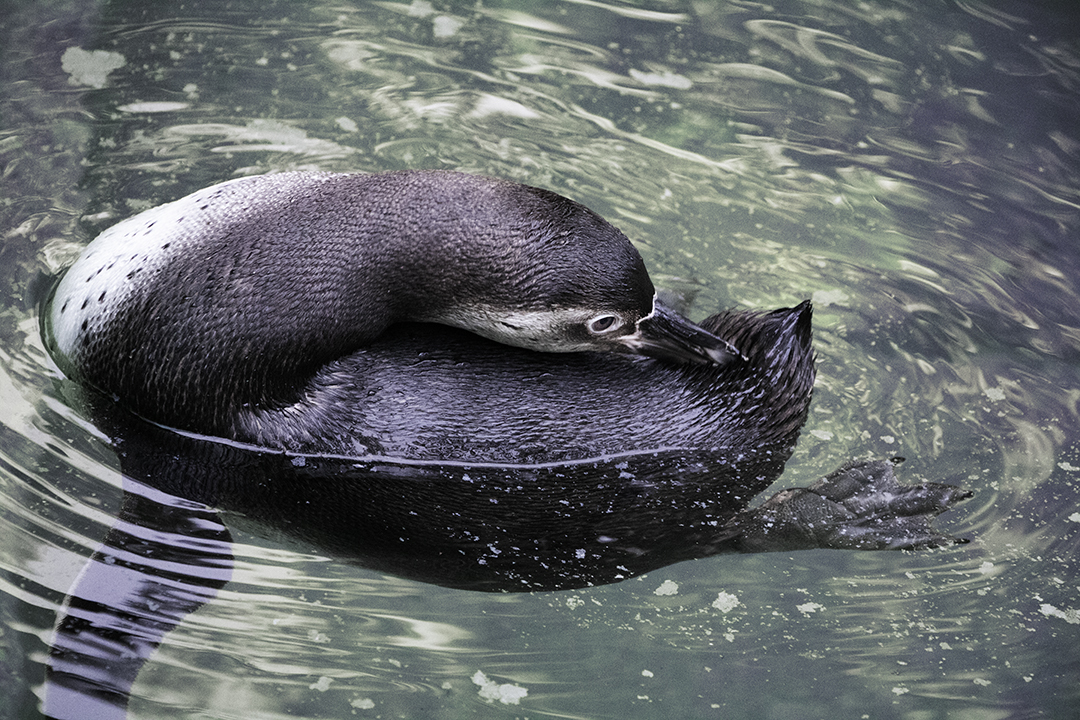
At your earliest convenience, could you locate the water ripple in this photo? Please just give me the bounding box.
[3,0,1080,718]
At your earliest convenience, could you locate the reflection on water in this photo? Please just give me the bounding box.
[3,0,1080,718]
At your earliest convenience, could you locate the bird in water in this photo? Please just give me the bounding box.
[41,169,968,545]
[46,170,749,450]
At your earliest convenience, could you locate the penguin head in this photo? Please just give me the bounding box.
[432,183,742,366]
[446,296,741,366]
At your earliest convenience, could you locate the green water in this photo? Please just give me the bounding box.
[2,0,1079,718]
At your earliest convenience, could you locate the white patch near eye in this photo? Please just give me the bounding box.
[436,306,601,353]
[639,292,659,324]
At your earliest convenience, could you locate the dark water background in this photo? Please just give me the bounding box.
[2,0,1079,717]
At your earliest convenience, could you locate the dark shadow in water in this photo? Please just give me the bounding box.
[41,306,969,719]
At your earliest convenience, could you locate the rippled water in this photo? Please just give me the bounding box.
[3,0,1080,718]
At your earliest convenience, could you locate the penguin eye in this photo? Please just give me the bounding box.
[587,314,620,334]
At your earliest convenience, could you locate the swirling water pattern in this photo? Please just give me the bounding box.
[2,0,1079,717]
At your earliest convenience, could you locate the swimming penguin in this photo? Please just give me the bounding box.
[46,170,742,442]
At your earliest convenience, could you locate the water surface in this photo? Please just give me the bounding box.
[2,0,1079,717]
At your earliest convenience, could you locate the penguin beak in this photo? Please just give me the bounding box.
[622,304,744,366]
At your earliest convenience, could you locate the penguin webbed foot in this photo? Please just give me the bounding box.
[731,458,972,553]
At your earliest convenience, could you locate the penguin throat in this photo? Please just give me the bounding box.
[433,305,593,354]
